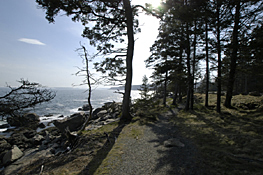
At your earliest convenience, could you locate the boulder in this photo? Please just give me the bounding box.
[2,145,23,165]
[0,137,12,153]
[33,134,45,145]
[82,104,90,111]
[23,130,37,139]
[7,132,28,148]
[53,112,86,133]
[92,107,103,120]
[103,101,122,113]
[23,113,40,123]
[38,123,46,128]
[164,138,185,148]
[97,110,108,119]
[7,117,21,127]
[7,113,40,128]
[78,104,90,111]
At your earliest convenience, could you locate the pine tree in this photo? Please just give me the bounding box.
[139,75,150,100]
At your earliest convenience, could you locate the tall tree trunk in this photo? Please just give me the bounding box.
[216,0,222,113]
[224,1,241,108]
[172,83,178,106]
[205,18,209,107]
[163,69,168,106]
[185,21,191,111]
[178,23,184,104]
[122,0,134,121]
[190,20,197,110]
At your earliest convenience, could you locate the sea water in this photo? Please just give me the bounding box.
[0,87,140,123]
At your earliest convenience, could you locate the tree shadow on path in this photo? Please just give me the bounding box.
[78,120,129,175]
[146,107,203,175]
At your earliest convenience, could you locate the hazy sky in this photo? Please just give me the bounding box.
[0,0,160,87]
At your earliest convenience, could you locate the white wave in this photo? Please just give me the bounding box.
[69,107,80,114]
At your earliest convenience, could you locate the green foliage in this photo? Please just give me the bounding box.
[138,75,151,100]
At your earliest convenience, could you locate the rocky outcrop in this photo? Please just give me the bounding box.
[84,101,122,130]
[0,101,123,171]
[2,145,23,165]
[7,113,40,129]
[53,112,86,133]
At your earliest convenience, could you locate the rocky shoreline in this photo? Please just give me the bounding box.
[0,101,122,174]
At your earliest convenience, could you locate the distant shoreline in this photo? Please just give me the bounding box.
[109,85,142,91]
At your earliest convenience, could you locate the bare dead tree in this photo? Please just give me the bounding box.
[75,43,100,131]
[0,79,56,119]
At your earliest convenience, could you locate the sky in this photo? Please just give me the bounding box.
[0,0,160,88]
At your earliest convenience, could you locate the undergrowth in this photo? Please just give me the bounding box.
[171,93,263,175]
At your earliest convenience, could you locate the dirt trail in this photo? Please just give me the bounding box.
[100,108,202,175]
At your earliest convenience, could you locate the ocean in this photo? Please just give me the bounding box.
[0,87,141,126]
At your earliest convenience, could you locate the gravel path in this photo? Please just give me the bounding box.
[109,109,202,175]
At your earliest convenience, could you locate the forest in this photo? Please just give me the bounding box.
[146,0,263,113]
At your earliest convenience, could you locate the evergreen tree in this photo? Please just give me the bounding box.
[139,75,150,100]
[224,0,263,108]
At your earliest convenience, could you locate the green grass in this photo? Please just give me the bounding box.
[171,94,263,174]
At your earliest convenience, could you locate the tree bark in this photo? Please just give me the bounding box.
[190,20,197,110]
[121,0,134,121]
[185,21,191,111]
[163,58,168,106]
[172,83,178,106]
[205,18,209,107]
[224,1,241,108]
[216,0,222,113]
[178,23,184,104]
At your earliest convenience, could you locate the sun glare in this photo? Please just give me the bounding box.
[144,0,162,8]
[150,0,162,7]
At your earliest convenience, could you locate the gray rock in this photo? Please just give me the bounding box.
[23,113,40,123]
[97,110,108,119]
[92,107,103,119]
[105,118,119,125]
[103,101,122,113]
[38,123,46,128]
[7,132,31,149]
[53,112,86,133]
[164,138,185,148]
[7,113,40,128]
[82,104,90,111]
[2,145,23,165]
[0,138,12,153]
[112,112,120,119]
[33,134,44,145]
[23,130,37,139]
